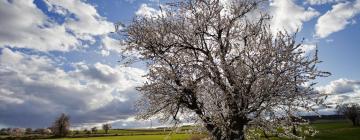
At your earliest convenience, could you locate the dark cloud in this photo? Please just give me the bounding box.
[0,48,145,128]
[318,79,360,95]
[76,63,120,84]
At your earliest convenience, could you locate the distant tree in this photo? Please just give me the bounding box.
[337,103,360,126]
[25,128,32,134]
[0,128,8,135]
[84,129,91,134]
[73,130,80,135]
[102,124,111,134]
[34,128,52,135]
[9,128,25,137]
[52,113,70,137]
[124,0,330,139]
[91,127,98,134]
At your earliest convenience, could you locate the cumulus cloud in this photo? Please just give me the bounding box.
[101,36,125,54]
[0,1,79,51]
[270,0,320,33]
[135,4,164,18]
[73,62,120,84]
[315,0,360,38]
[316,79,360,106]
[44,0,113,37]
[297,44,317,56]
[305,79,360,114]
[317,79,360,95]
[305,0,345,5]
[0,0,114,52]
[0,48,146,128]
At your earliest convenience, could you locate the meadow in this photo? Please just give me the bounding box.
[1,120,359,140]
[45,134,192,140]
[64,120,360,140]
[43,120,360,140]
[308,120,360,140]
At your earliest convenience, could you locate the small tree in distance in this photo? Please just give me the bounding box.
[25,128,32,134]
[123,0,330,139]
[337,103,360,126]
[91,127,97,134]
[102,123,111,134]
[52,113,70,137]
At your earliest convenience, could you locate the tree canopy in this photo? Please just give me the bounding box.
[123,0,330,139]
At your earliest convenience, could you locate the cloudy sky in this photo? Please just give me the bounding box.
[0,0,360,129]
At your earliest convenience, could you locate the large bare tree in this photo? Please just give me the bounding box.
[123,0,329,139]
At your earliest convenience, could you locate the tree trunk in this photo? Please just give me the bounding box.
[228,124,245,140]
[205,123,246,140]
[351,118,357,126]
[204,123,222,140]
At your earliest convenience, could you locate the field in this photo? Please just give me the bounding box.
[2,120,359,140]
[44,120,360,140]
[43,120,360,140]
[46,134,192,140]
[308,120,360,140]
[41,127,202,140]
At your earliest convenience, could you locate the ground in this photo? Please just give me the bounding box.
[45,134,191,140]
[46,120,360,140]
[309,120,360,140]
[1,120,359,140]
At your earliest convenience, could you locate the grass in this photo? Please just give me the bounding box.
[264,120,360,140]
[2,120,357,140]
[308,120,360,140]
[45,134,192,140]
[41,127,203,140]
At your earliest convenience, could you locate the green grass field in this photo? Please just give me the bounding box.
[13,120,360,140]
[46,134,191,140]
[308,120,360,140]
[2,120,360,140]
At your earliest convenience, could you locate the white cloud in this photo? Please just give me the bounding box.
[45,0,113,36]
[0,48,146,128]
[135,4,164,18]
[305,0,345,5]
[297,44,317,56]
[317,79,360,105]
[317,79,360,95]
[101,36,124,53]
[0,0,114,52]
[310,79,360,114]
[315,0,360,38]
[270,0,320,33]
[100,49,110,56]
[0,1,79,51]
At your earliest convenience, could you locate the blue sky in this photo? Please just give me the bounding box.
[0,0,360,129]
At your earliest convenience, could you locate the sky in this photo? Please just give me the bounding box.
[0,0,360,129]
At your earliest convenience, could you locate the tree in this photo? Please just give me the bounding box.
[0,128,8,135]
[25,128,32,134]
[84,129,91,134]
[123,0,329,139]
[9,128,25,137]
[337,103,360,126]
[52,113,70,137]
[74,130,80,135]
[102,123,111,134]
[91,127,98,134]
